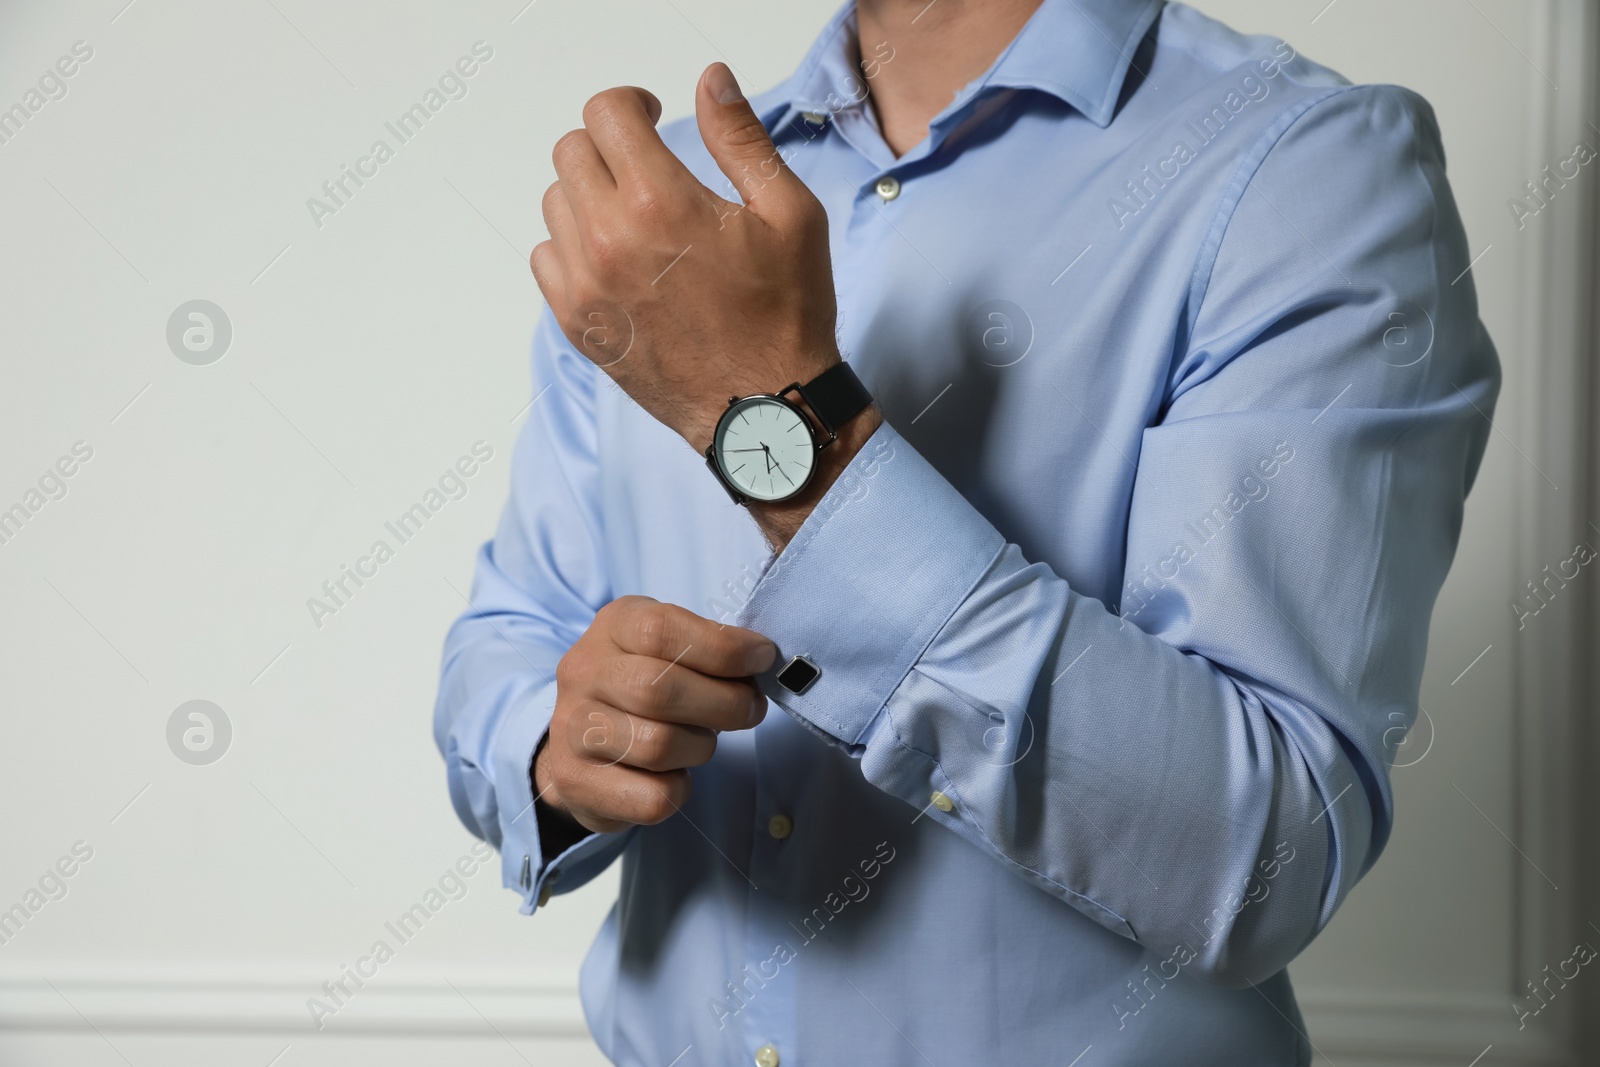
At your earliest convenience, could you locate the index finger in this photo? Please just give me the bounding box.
[581,86,693,188]
[602,596,776,678]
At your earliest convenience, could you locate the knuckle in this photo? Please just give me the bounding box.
[628,185,663,222]
[548,690,576,731]
[550,740,584,786]
[541,181,564,215]
[631,718,671,766]
[580,93,608,124]
[555,646,583,690]
[609,655,660,709]
[638,786,681,825]
[647,667,682,714]
[564,700,600,757]
[634,677,670,717]
[582,89,626,126]
[597,597,641,639]
[602,652,633,693]
[584,226,628,278]
[570,699,609,748]
[552,127,589,163]
[722,116,773,153]
[619,601,667,657]
[586,232,617,270]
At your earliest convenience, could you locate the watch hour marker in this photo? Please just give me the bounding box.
[714,395,817,502]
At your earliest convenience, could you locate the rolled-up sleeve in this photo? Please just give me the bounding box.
[735,84,1498,985]
[434,313,633,915]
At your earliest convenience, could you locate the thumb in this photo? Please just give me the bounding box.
[696,62,803,220]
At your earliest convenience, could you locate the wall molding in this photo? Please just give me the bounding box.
[1506,3,1598,1066]
[0,974,1578,1064]
[0,973,588,1038]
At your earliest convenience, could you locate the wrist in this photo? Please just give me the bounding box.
[532,731,567,817]
[749,404,882,549]
[689,341,843,454]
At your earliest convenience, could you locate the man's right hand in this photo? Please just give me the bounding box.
[535,595,777,835]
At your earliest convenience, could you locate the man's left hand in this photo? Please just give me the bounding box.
[532,63,841,454]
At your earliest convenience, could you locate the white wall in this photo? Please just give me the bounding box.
[0,1,1593,1064]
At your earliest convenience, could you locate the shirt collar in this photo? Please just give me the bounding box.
[756,0,1165,134]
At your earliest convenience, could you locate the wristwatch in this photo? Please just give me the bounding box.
[705,362,873,505]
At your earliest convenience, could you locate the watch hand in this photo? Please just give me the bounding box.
[761,444,776,474]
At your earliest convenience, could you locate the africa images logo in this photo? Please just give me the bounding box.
[305,42,493,229]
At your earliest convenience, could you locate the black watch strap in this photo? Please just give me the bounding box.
[795,362,873,436]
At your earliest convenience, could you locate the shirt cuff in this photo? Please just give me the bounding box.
[489,678,635,915]
[736,420,1006,747]
[528,823,636,916]
[487,678,559,910]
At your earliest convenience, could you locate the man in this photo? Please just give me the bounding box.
[434,0,1498,1062]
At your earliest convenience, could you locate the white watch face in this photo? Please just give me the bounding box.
[714,396,816,502]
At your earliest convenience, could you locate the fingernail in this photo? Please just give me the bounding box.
[707,63,743,105]
[746,641,777,674]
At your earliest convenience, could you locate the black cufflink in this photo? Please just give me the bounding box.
[775,654,820,695]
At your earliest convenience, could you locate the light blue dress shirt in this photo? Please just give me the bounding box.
[434,0,1498,1062]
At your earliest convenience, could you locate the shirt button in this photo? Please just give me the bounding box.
[930,791,954,813]
[874,175,901,201]
[801,110,827,125]
[767,814,793,840]
[755,1044,780,1067]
